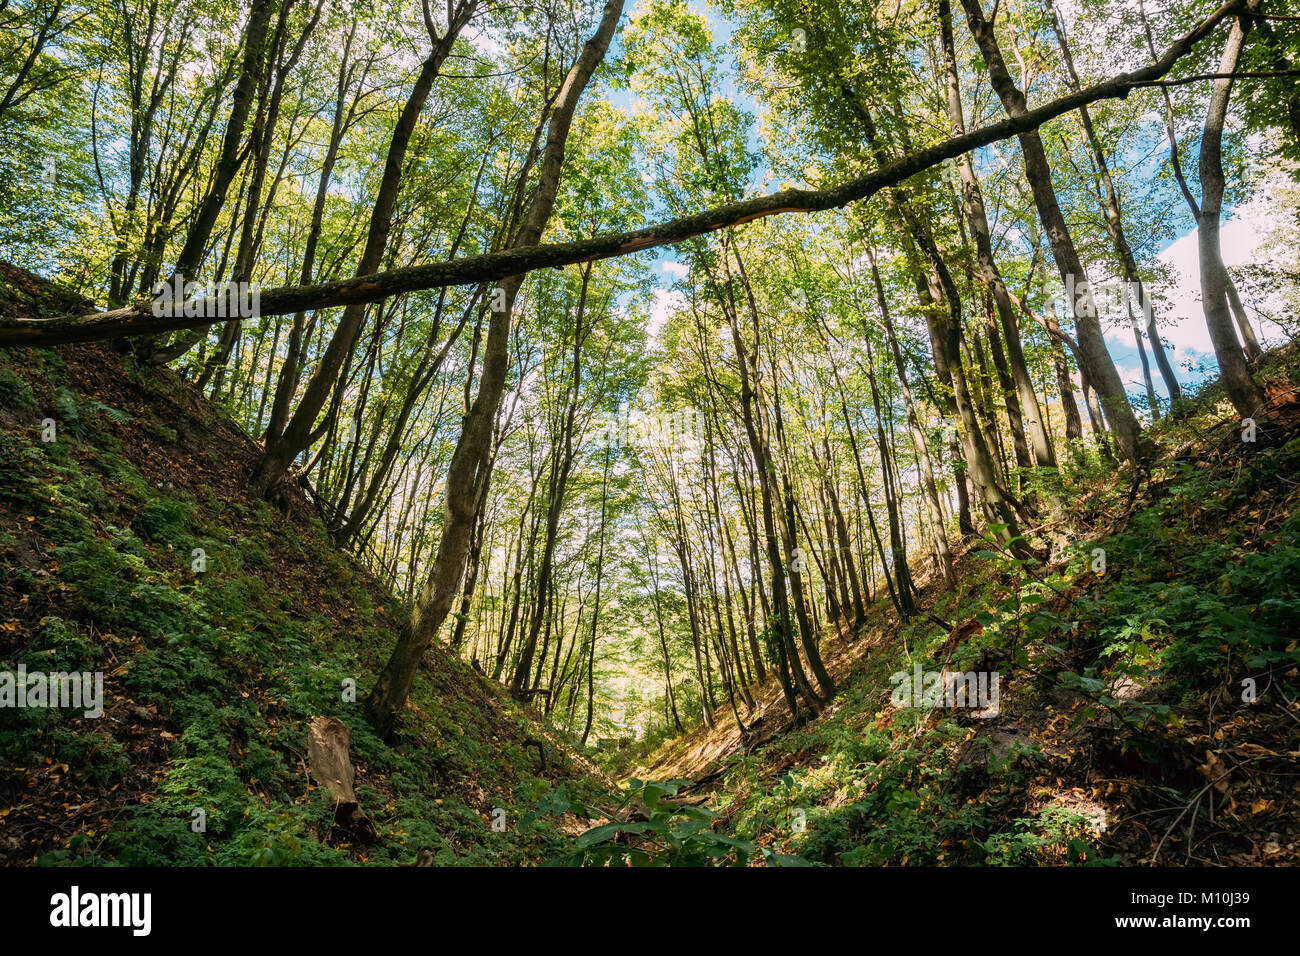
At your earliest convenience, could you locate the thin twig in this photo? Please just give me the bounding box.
[1150,755,1266,863]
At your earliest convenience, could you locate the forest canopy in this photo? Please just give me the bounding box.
[1,0,1298,876]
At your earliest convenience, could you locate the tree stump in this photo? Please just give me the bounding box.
[307,716,377,843]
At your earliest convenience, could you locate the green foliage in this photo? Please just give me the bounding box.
[554,778,771,866]
[135,495,197,548]
[0,364,38,411]
[726,675,1032,866]
[975,807,1114,866]
[0,348,607,867]
[22,615,99,671]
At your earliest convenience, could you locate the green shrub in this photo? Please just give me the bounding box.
[135,496,197,548]
[0,364,37,411]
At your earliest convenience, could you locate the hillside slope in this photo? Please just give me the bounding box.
[631,350,1300,866]
[0,264,601,866]
[3,260,1296,869]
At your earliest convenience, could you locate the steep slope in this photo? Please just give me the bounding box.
[4,258,1296,869]
[0,263,601,866]
[632,347,1300,866]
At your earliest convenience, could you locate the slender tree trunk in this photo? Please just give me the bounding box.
[939,0,1056,468]
[717,242,822,712]
[913,233,1029,553]
[364,0,624,738]
[255,0,479,494]
[266,16,369,441]
[165,0,277,290]
[1198,3,1267,417]
[1046,0,1176,417]
[961,0,1145,462]
[1137,0,1245,396]
[644,521,684,732]
[580,449,610,747]
[512,267,593,697]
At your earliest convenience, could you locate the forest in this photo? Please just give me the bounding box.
[0,0,1298,881]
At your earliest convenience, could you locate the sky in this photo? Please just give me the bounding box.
[1107,207,1288,401]
[624,0,1294,412]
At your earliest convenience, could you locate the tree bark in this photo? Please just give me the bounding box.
[960,0,1145,463]
[939,0,1056,468]
[169,0,277,287]
[1045,0,1179,415]
[253,0,479,495]
[1198,3,1268,418]
[364,0,625,739]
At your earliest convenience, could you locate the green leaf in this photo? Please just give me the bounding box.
[576,821,650,848]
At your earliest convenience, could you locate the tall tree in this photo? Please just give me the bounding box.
[959,0,1146,463]
[365,0,626,739]
[1197,0,1267,418]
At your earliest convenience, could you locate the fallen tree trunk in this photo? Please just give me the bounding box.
[0,0,1246,348]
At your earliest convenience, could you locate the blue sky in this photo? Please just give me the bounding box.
[599,0,1288,412]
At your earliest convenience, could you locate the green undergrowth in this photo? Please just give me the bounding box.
[0,345,604,866]
[648,350,1300,866]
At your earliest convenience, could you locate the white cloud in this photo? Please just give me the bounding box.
[661,261,689,279]
[463,23,505,58]
[1101,208,1288,391]
[647,288,686,340]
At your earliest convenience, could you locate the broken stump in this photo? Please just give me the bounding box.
[307,716,378,843]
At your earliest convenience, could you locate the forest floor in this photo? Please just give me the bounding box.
[3,261,1297,866]
[630,348,1300,866]
[0,262,607,866]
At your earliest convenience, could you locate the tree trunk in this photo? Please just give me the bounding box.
[939,0,1056,468]
[254,0,479,495]
[1046,0,1177,416]
[960,0,1145,463]
[580,447,610,747]
[1197,3,1267,418]
[364,0,625,739]
[169,0,277,285]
